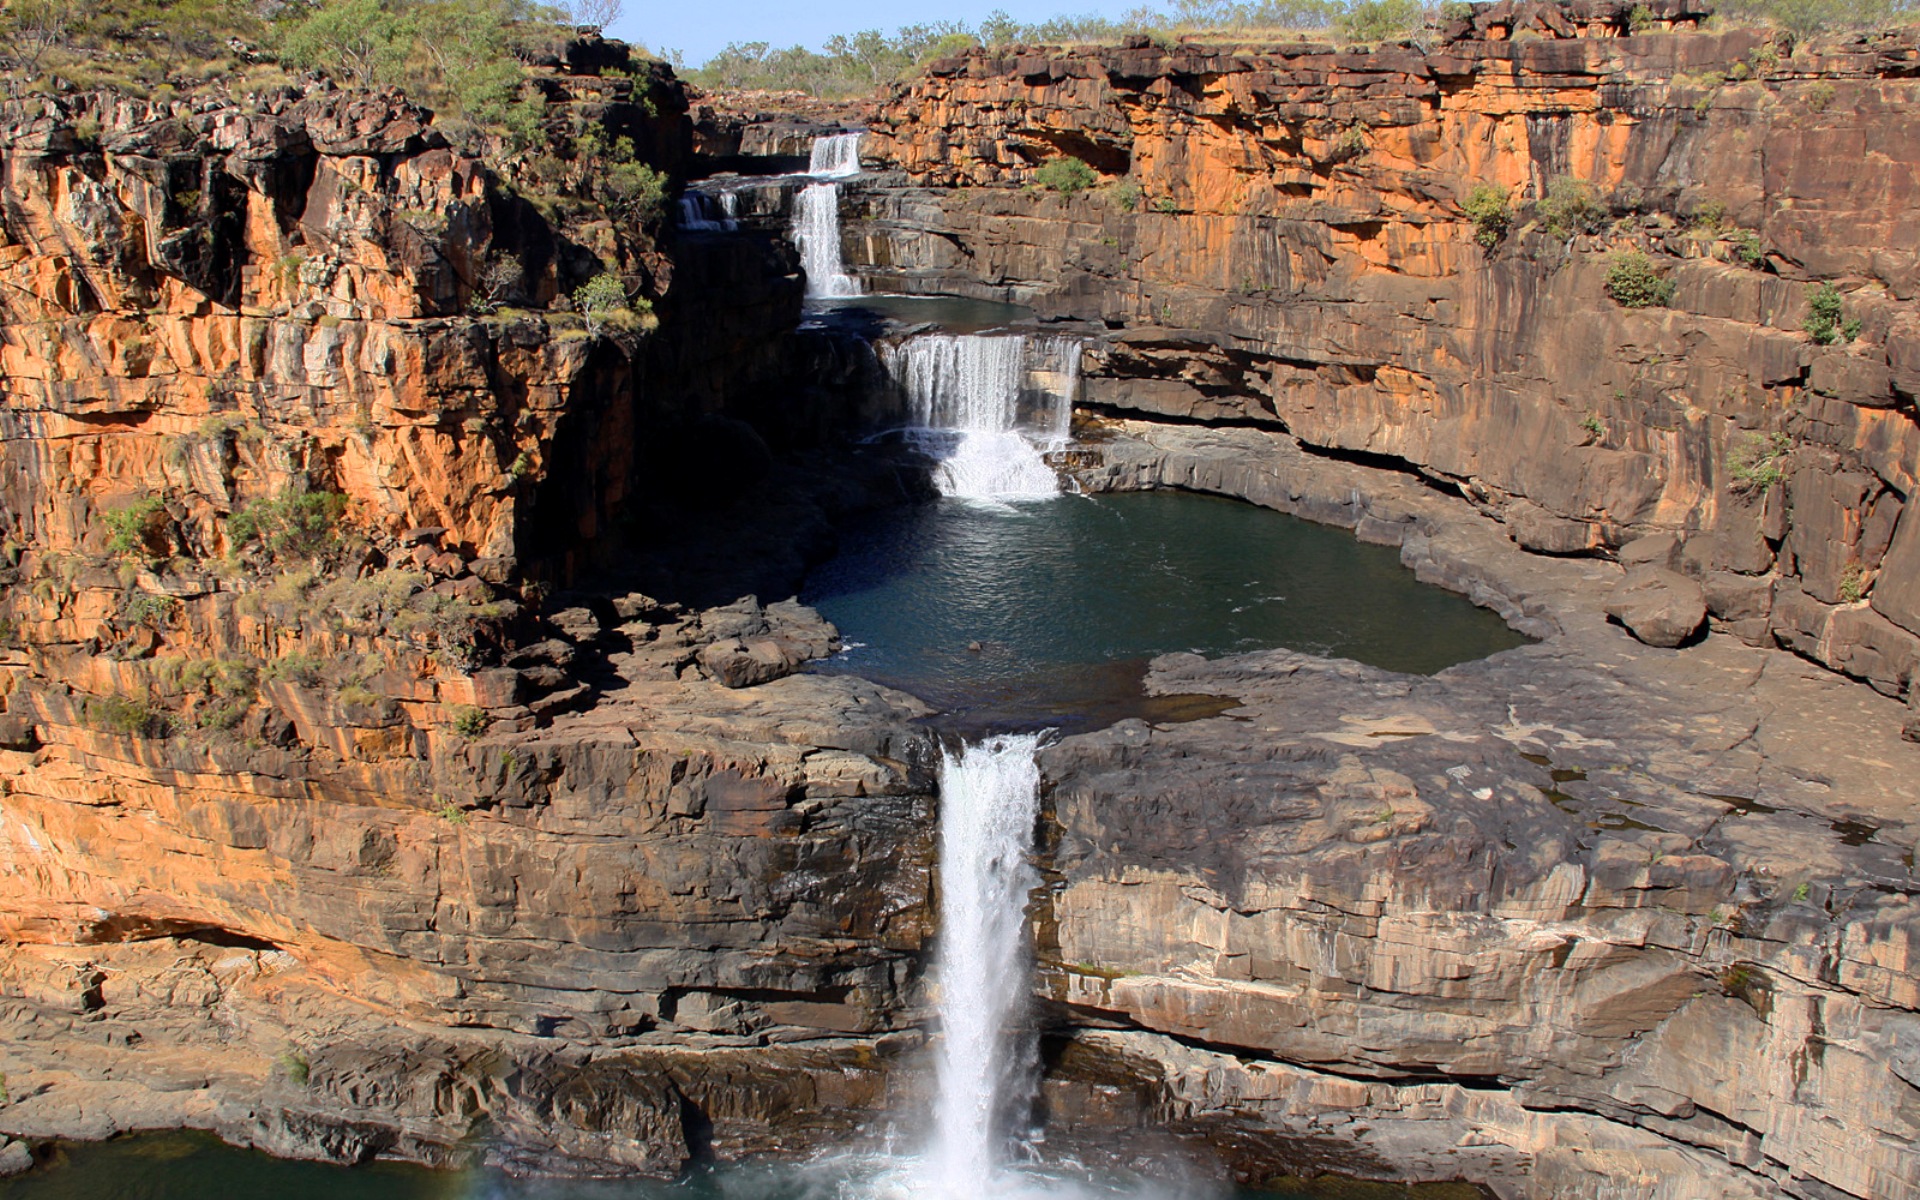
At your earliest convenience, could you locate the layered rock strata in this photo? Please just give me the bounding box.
[851,0,1920,705]
[1022,421,1920,1200]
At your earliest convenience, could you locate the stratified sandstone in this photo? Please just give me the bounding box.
[854,0,1920,701]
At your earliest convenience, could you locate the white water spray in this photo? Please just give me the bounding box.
[790,132,865,298]
[881,333,1080,499]
[809,131,864,178]
[927,733,1045,1196]
[796,183,860,298]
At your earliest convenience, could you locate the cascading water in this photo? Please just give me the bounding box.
[881,333,1080,499]
[795,183,860,298]
[794,132,862,298]
[677,190,736,232]
[809,131,864,178]
[926,733,1046,1196]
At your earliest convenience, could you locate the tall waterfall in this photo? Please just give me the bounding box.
[927,734,1045,1196]
[791,132,863,298]
[881,334,1080,499]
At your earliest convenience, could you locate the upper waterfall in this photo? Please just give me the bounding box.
[794,132,863,298]
[809,131,864,178]
[880,333,1079,500]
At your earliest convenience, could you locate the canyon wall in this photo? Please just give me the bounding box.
[851,0,1920,707]
[0,45,938,1174]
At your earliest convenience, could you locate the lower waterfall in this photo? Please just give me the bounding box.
[881,333,1079,499]
[926,734,1046,1195]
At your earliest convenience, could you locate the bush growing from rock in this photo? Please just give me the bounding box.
[1536,176,1605,238]
[1604,250,1677,308]
[1035,156,1097,194]
[1802,282,1861,344]
[1727,431,1792,493]
[1462,183,1510,248]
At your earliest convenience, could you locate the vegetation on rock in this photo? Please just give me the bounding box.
[1803,281,1862,344]
[1604,250,1677,308]
[1034,156,1098,194]
[1462,183,1510,248]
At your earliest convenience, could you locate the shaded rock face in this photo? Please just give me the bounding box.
[0,47,938,1177]
[849,9,1920,702]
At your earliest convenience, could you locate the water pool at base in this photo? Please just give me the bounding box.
[0,1132,1334,1200]
[802,489,1529,728]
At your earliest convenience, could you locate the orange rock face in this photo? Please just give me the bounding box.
[857,7,1920,699]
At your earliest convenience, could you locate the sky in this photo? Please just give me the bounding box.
[609,1,1143,67]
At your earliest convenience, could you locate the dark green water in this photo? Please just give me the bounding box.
[805,294,1036,334]
[803,490,1528,729]
[0,1132,1321,1199]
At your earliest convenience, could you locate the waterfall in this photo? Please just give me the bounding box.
[795,183,859,298]
[792,133,862,298]
[880,334,1080,499]
[809,131,864,178]
[677,191,736,232]
[927,733,1044,1196]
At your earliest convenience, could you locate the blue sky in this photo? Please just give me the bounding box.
[611,2,1142,66]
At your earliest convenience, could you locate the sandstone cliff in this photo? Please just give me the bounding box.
[0,41,939,1175]
[853,0,1920,707]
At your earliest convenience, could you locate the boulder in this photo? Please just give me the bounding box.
[0,1139,31,1177]
[1605,566,1708,648]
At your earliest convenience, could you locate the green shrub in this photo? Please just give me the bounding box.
[1735,229,1765,267]
[103,497,168,559]
[86,694,172,738]
[449,705,490,738]
[1802,282,1858,344]
[1339,0,1422,41]
[1727,431,1792,493]
[1838,564,1869,603]
[1604,250,1677,308]
[227,490,348,561]
[1462,183,1510,248]
[1106,181,1141,212]
[1034,156,1097,195]
[279,1049,310,1086]
[577,135,667,223]
[122,592,180,628]
[1536,176,1605,239]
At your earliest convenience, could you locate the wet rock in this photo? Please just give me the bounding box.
[1605,566,1708,648]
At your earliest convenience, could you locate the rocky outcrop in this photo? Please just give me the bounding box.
[0,42,933,1176]
[850,1,1920,704]
[1045,420,1920,1200]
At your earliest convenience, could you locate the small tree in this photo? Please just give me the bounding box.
[1537,176,1605,239]
[1802,282,1860,344]
[574,273,632,338]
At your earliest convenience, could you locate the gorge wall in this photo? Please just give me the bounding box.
[2,6,1920,1200]
[0,42,940,1177]
[849,0,1920,708]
